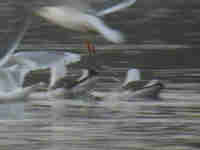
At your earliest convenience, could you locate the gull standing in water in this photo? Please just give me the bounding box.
[28,67,100,99]
[21,0,136,54]
[90,68,164,100]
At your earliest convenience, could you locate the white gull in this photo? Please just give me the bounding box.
[30,0,137,53]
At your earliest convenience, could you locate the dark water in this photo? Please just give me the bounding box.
[1,3,200,150]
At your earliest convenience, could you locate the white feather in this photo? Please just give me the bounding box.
[87,15,124,43]
[97,0,137,17]
[122,68,141,87]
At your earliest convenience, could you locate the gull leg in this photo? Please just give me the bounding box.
[85,40,96,56]
[91,43,96,55]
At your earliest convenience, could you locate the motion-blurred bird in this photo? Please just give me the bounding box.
[22,0,136,54]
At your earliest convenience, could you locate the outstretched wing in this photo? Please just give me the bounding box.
[20,0,136,16]
[96,0,136,16]
[0,15,31,67]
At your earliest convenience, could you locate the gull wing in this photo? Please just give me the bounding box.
[0,16,31,67]
[22,0,136,15]
[97,0,136,16]
[65,0,136,15]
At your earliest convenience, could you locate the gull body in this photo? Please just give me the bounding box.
[36,6,124,43]
[32,0,137,52]
[34,0,137,35]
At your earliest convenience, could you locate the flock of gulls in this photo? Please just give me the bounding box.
[0,0,164,103]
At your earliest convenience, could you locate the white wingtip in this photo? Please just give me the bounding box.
[102,28,125,43]
[97,0,137,17]
[122,68,141,87]
[88,15,124,43]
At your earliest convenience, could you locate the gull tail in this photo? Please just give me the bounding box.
[122,68,141,87]
[97,0,136,17]
[88,15,124,43]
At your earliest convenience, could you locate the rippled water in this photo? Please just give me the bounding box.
[1,3,200,150]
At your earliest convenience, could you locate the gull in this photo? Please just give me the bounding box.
[23,0,137,54]
[28,67,100,99]
[90,68,164,100]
